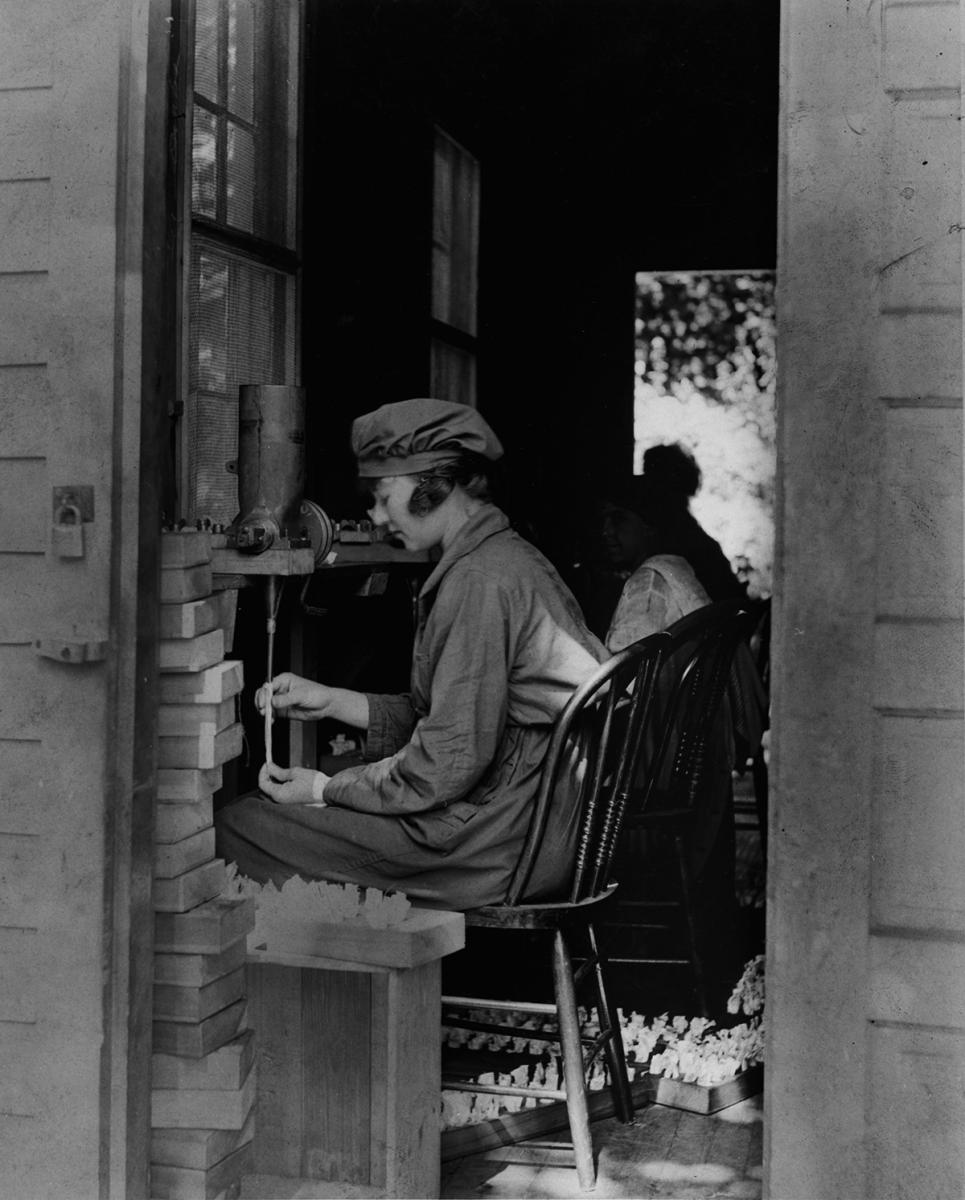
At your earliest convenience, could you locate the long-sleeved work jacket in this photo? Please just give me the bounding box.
[216,504,607,909]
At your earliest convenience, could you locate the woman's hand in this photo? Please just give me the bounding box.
[258,761,330,805]
[255,673,332,723]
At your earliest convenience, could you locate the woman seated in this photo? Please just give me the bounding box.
[599,476,712,652]
[215,398,608,911]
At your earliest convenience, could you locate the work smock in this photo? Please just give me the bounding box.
[215,504,607,910]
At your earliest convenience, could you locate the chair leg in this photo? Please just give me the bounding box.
[587,922,634,1125]
[674,835,709,1018]
[552,929,597,1191]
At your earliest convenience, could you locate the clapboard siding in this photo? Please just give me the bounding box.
[0,275,48,364]
[0,459,47,552]
[873,619,964,712]
[0,366,54,453]
[0,927,39,1024]
[0,1,53,91]
[0,739,43,836]
[877,405,964,618]
[0,90,51,179]
[872,715,965,932]
[0,181,50,271]
[869,1025,965,1200]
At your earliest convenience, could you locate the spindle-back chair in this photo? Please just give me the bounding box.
[441,629,672,1190]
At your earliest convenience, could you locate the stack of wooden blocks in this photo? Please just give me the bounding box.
[151,531,256,1200]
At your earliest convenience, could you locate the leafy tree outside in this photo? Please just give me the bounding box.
[634,271,776,598]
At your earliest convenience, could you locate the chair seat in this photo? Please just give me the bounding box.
[466,883,620,930]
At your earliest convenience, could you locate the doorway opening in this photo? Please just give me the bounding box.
[634,269,776,601]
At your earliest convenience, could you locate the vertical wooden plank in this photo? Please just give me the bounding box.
[380,961,441,1200]
[247,963,304,1177]
[300,969,371,1182]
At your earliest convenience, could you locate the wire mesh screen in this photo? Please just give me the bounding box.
[187,240,297,522]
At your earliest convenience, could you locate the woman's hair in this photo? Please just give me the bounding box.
[407,451,494,516]
[642,443,702,503]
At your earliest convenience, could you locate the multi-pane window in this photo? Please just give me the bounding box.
[181,0,302,522]
[430,128,479,407]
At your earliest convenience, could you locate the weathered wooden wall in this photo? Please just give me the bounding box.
[770,1,964,1195]
[0,1,166,1195]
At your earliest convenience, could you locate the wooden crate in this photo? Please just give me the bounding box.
[150,1139,251,1200]
[153,1031,255,1091]
[151,1061,256,1130]
[160,661,244,706]
[153,998,248,1058]
[159,698,236,738]
[158,767,224,803]
[160,596,221,640]
[152,1111,255,1171]
[155,827,217,879]
[161,563,214,604]
[153,859,227,914]
[158,722,244,770]
[154,967,246,1023]
[155,939,247,988]
[160,629,226,674]
[156,801,214,846]
[151,1140,251,1200]
[161,531,212,570]
[155,897,256,955]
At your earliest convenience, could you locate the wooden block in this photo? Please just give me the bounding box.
[152,1061,257,1129]
[155,935,247,987]
[160,661,244,706]
[155,827,217,879]
[161,531,212,569]
[153,998,247,1058]
[159,629,225,674]
[156,897,256,955]
[158,723,244,770]
[150,1139,251,1199]
[156,801,213,845]
[248,906,466,970]
[154,966,246,1023]
[159,697,236,738]
[153,1030,255,1090]
[152,1111,255,1171]
[157,767,223,802]
[153,859,227,914]
[160,596,220,640]
[161,563,214,603]
[210,545,315,576]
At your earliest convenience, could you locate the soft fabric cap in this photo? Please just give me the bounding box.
[351,397,504,477]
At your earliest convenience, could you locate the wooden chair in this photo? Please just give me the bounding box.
[441,631,672,1191]
[604,600,757,1017]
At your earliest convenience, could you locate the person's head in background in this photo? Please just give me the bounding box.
[598,477,665,573]
[641,443,701,510]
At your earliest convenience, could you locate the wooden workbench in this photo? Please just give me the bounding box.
[244,908,465,1200]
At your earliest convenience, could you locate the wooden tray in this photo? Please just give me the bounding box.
[247,906,465,972]
[440,1065,763,1161]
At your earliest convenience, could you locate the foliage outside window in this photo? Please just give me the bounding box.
[634,271,776,597]
[181,0,302,522]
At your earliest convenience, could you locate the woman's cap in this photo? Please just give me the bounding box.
[351,398,504,478]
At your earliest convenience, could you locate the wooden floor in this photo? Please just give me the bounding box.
[441,1096,764,1200]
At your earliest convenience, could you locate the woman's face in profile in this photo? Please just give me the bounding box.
[600,503,657,570]
[367,474,447,551]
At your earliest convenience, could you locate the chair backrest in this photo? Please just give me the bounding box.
[504,629,673,907]
[632,599,756,818]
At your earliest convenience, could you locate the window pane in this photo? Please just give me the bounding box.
[191,0,300,246]
[432,129,479,335]
[226,121,256,232]
[194,0,221,103]
[192,105,219,219]
[430,338,476,409]
[227,0,255,123]
[187,240,297,521]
